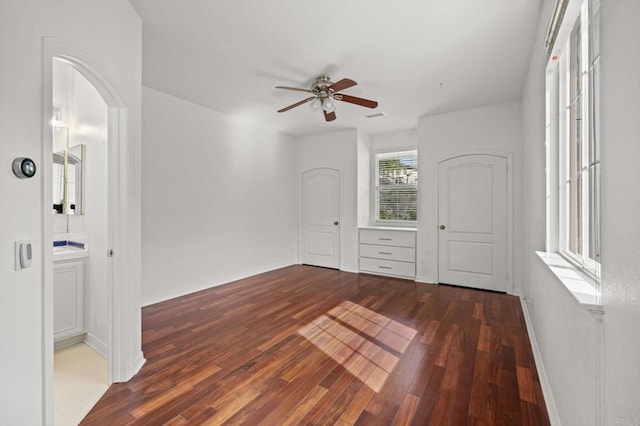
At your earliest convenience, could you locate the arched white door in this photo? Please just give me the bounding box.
[438,155,508,292]
[301,168,340,269]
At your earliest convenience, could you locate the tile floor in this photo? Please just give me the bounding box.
[54,343,108,426]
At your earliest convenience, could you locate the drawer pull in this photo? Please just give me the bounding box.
[378,252,393,255]
[379,237,392,241]
[379,266,392,270]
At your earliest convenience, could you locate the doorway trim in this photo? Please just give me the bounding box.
[436,150,514,293]
[41,37,144,424]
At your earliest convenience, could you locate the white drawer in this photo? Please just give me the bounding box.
[359,243,416,262]
[359,229,416,248]
[359,257,415,278]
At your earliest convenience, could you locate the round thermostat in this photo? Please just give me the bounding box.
[12,157,37,179]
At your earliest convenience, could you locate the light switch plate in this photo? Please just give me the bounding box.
[15,240,31,271]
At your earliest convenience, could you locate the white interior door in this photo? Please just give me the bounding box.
[301,168,340,269]
[438,155,508,292]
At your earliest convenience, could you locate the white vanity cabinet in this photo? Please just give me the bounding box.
[359,228,416,279]
[53,259,85,342]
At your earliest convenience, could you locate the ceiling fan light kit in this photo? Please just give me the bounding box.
[322,97,335,113]
[276,75,378,122]
[310,97,322,110]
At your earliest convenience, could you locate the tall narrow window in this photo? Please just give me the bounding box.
[551,0,600,275]
[375,150,418,223]
[587,0,601,264]
[567,17,583,257]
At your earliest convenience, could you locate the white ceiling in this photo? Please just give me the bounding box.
[130,0,541,136]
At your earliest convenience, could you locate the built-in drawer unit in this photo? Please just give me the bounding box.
[359,228,416,279]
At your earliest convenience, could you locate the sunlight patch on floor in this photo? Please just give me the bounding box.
[298,300,417,392]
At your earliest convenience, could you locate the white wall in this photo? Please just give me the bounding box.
[0,1,141,424]
[599,0,640,422]
[296,129,359,272]
[519,2,591,423]
[370,129,418,153]
[525,260,598,425]
[357,130,371,227]
[52,61,72,234]
[141,87,298,305]
[521,0,640,424]
[417,102,523,288]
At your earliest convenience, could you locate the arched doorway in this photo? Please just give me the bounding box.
[41,38,144,424]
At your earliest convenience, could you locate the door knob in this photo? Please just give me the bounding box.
[439,225,446,230]
[334,221,339,226]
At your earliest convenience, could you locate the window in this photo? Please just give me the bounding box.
[547,0,600,276]
[375,150,418,223]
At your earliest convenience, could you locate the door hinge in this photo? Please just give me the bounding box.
[107,249,114,257]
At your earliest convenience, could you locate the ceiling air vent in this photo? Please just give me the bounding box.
[365,112,386,119]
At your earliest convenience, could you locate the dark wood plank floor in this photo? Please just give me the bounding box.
[81,265,549,425]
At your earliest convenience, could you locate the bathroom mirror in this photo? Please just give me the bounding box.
[53,127,85,215]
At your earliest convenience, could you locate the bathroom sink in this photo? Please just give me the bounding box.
[53,245,89,261]
[53,236,89,261]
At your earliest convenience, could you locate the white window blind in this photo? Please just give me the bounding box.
[375,150,418,222]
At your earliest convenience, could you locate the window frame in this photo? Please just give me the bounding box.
[547,0,600,279]
[373,148,418,226]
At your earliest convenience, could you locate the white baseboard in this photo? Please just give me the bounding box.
[519,297,562,426]
[83,333,108,359]
[141,261,297,307]
[54,334,85,351]
[131,351,146,377]
[415,275,437,284]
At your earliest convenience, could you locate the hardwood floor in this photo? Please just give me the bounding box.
[81,265,549,425]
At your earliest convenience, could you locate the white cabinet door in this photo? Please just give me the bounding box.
[53,260,85,341]
[301,168,340,269]
[438,155,508,292]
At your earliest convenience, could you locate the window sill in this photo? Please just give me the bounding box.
[372,221,417,229]
[360,225,417,232]
[536,251,603,315]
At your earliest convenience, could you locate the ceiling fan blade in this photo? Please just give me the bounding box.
[275,86,315,94]
[334,93,378,109]
[324,110,337,122]
[277,97,316,113]
[329,78,357,93]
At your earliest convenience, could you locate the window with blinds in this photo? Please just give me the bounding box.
[375,150,418,222]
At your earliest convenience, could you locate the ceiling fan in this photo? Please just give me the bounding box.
[276,76,378,122]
